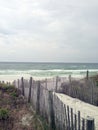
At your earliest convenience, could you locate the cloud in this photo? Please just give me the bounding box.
[0,0,98,62]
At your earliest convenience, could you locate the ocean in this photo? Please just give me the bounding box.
[0,62,98,82]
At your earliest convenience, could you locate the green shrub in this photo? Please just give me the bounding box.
[0,108,9,120]
[0,84,16,93]
[10,91,18,97]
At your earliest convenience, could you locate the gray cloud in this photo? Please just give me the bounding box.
[0,0,98,62]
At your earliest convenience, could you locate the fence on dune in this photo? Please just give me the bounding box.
[13,76,96,130]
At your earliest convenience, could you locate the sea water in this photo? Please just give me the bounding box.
[0,62,98,81]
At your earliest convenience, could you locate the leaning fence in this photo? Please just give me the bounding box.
[13,77,97,130]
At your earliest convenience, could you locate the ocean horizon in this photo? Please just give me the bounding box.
[0,62,98,82]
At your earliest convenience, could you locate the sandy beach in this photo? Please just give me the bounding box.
[0,74,30,83]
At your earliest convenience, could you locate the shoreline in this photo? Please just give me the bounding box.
[0,74,85,83]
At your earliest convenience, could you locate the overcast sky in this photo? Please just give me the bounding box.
[0,0,98,62]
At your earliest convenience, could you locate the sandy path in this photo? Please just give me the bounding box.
[56,93,98,129]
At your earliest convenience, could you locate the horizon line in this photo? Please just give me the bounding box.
[0,61,98,64]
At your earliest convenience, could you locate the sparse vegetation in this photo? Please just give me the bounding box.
[61,76,98,106]
[0,83,51,130]
[0,83,14,90]
[10,91,19,97]
[90,75,98,86]
[0,108,9,120]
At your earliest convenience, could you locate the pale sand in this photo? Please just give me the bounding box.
[0,74,30,83]
[0,75,55,83]
[55,93,98,129]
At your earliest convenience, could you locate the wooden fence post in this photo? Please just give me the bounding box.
[55,96,59,130]
[82,118,85,130]
[18,79,19,89]
[2,81,4,84]
[74,114,77,130]
[49,91,55,130]
[69,75,72,96]
[90,79,95,105]
[86,117,95,130]
[45,78,47,89]
[60,101,63,130]
[71,108,74,130]
[61,102,64,130]
[21,77,25,96]
[55,76,59,92]
[67,106,70,130]
[78,111,80,130]
[86,70,89,80]
[36,81,40,114]
[64,104,68,129]
[28,77,32,103]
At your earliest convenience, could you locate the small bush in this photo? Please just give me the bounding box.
[10,91,18,97]
[0,84,17,93]
[0,108,9,120]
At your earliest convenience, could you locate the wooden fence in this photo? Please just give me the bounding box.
[13,77,96,130]
[53,93,96,130]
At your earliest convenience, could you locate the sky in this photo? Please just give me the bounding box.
[0,0,98,62]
